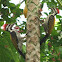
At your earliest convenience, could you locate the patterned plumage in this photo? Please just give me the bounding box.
[40,8,59,45]
[2,23,25,59]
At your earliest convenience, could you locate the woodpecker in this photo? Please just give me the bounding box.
[23,6,42,18]
[23,5,28,18]
[23,0,28,18]
[2,23,25,59]
[23,3,42,18]
[40,8,59,45]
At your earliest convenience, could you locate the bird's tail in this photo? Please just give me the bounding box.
[40,34,49,45]
[18,49,25,59]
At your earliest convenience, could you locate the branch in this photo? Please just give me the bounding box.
[19,0,25,4]
[57,0,62,6]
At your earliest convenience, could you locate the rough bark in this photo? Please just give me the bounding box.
[26,0,40,62]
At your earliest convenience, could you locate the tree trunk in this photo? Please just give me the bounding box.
[26,0,40,62]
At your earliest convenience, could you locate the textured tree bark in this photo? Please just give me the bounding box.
[26,0,40,62]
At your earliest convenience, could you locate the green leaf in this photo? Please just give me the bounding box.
[44,12,48,16]
[22,45,26,53]
[59,46,62,54]
[56,15,62,18]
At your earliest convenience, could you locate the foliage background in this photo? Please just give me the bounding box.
[0,0,62,62]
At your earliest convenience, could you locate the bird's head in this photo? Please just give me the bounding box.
[56,8,59,14]
[1,24,20,33]
[1,24,8,31]
[51,8,59,15]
